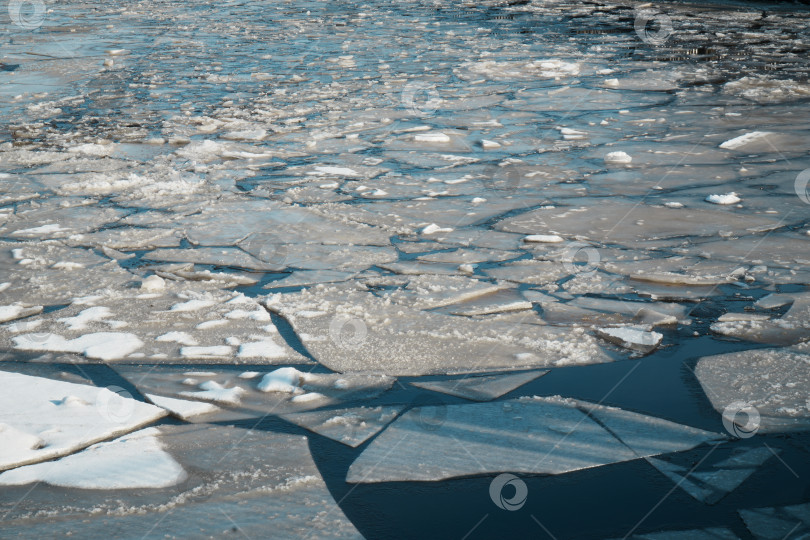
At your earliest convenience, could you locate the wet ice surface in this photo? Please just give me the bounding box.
[2,0,810,537]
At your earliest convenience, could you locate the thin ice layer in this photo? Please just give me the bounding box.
[647,446,775,505]
[411,370,548,402]
[347,397,639,483]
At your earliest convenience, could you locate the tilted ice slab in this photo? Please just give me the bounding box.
[739,502,810,540]
[0,370,166,471]
[265,283,616,376]
[280,405,403,447]
[496,200,780,246]
[0,427,186,489]
[0,424,362,539]
[112,364,395,419]
[695,348,810,432]
[411,370,548,402]
[346,396,722,483]
[648,446,775,505]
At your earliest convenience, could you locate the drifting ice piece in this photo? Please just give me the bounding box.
[145,393,220,420]
[695,348,810,432]
[595,326,663,354]
[0,370,166,471]
[411,370,548,401]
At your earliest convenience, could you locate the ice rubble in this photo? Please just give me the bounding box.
[111,364,395,419]
[0,370,166,471]
[695,348,810,432]
[347,396,723,483]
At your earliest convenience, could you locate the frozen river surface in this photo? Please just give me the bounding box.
[1,0,809,538]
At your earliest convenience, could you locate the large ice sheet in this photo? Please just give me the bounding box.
[2,287,308,364]
[0,370,166,471]
[265,282,616,376]
[695,348,810,432]
[347,396,719,483]
[496,200,780,246]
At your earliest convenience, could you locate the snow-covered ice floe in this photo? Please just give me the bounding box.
[0,424,362,539]
[0,370,166,471]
